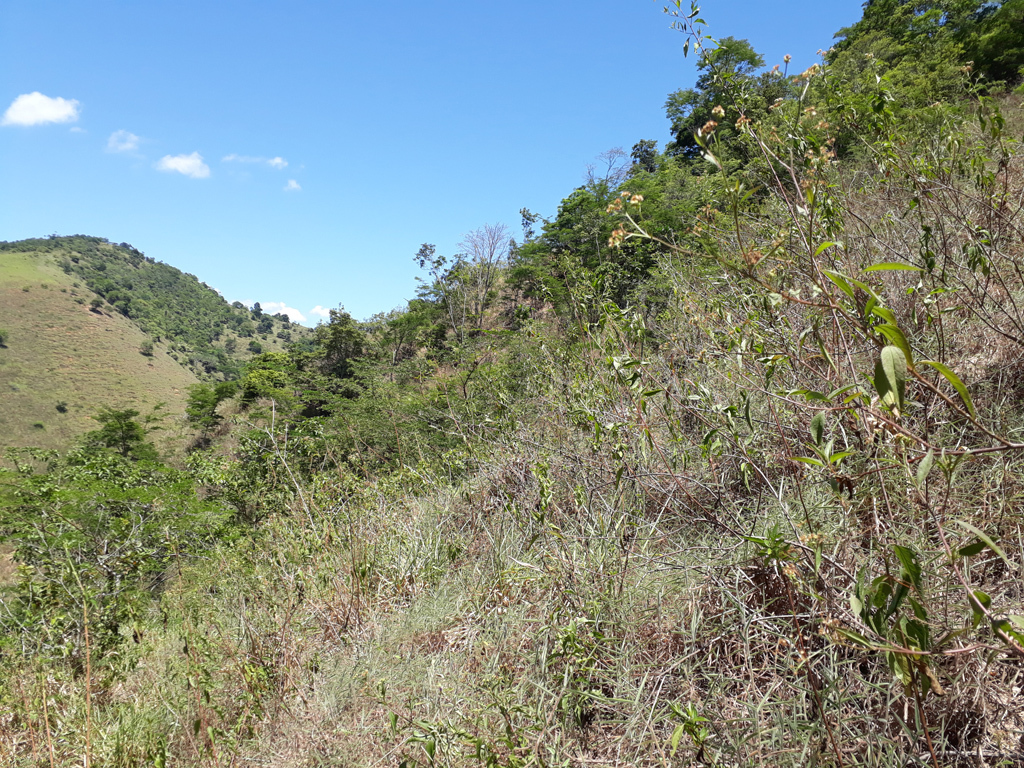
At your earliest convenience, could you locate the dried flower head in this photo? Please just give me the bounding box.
[783,54,792,64]
[711,105,725,118]
[700,119,718,135]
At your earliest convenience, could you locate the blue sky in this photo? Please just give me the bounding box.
[1,1,863,324]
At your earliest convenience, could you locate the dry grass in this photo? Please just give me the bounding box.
[0,248,197,454]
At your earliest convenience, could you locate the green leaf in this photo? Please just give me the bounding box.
[918,360,976,419]
[874,346,907,415]
[958,540,987,557]
[952,521,1012,570]
[834,626,873,647]
[829,450,855,465]
[850,594,864,617]
[870,305,898,325]
[864,262,922,272]
[792,456,824,467]
[670,724,685,757]
[810,412,825,446]
[823,270,855,301]
[815,241,840,257]
[876,324,914,366]
[894,545,923,593]
[916,450,934,490]
[970,589,991,628]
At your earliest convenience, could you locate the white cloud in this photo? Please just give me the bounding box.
[107,129,140,153]
[156,152,210,179]
[223,154,288,169]
[309,305,331,320]
[284,179,301,192]
[2,92,80,126]
[261,301,306,323]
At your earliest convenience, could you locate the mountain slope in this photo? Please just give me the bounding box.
[0,246,197,452]
[0,236,311,453]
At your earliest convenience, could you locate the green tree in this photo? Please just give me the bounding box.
[84,407,161,461]
[185,381,237,435]
[313,306,365,378]
[664,37,784,161]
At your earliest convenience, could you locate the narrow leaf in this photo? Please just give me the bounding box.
[957,540,987,557]
[871,305,898,325]
[823,270,855,301]
[864,262,922,272]
[952,521,1013,570]
[792,456,825,467]
[894,545,923,593]
[916,450,934,490]
[918,360,976,419]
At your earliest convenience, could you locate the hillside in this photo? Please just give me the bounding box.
[0,237,309,452]
[2,4,1024,767]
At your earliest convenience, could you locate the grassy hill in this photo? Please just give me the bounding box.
[0,236,309,453]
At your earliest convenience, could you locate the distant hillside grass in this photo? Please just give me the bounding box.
[0,236,312,453]
[0,248,197,452]
[2,236,306,381]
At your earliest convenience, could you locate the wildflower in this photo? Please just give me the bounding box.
[606,198,624,213]
[629,194,644,205]
[608,227,627,248]
[735,115,751,128]
[700,119,718,136]
[711,105,725,118]
[783,54,791,64]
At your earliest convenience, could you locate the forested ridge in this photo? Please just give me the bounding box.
[2,2,1024,765]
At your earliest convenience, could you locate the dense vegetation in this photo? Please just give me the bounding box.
[2,1,1024,765]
